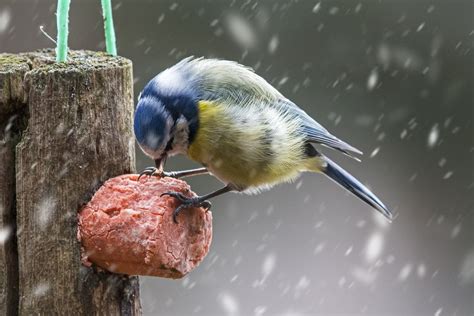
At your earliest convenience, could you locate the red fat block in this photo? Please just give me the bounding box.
[78,174,212,279]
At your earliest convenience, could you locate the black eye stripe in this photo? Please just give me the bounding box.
[165,122,176,151]
[165,136,174,151]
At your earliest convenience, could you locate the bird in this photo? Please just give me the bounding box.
[134,57,392,223]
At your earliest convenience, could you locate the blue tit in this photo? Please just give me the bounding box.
[134,57,392,223]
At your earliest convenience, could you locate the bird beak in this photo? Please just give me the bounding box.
[154,155,167,171]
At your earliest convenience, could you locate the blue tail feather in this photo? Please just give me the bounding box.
[321,156,392,221]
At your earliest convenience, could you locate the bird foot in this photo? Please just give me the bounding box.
[160,192,211,223]
[138,167,179,180]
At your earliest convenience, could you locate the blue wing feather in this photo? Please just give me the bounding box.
[278,99,363,158]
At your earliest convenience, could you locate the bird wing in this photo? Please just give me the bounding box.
[179,57,363,159]
[277,99,363,159]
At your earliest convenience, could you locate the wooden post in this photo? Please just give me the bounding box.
[0,50,141,315]
[0,54,29,316]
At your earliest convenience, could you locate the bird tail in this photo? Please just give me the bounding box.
[318,156,393,221]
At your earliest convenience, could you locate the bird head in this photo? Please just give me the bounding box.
[133,73,198,162]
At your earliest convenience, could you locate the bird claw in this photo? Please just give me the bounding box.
[138,167,159,180]
[161,191,212,223]
[138,167,181,181]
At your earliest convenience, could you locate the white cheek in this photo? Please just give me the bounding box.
[145,130,161,149]
[168,117,190,155]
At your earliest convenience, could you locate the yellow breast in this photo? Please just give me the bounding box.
[187,101,314,191]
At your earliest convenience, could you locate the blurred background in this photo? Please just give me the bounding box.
[1,0,472,315]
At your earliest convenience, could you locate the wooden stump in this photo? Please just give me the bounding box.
[0,50,141,315]
[0,54,29,316]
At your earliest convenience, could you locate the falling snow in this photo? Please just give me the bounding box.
[459,250,474,285]
[314,242,326,255]
[370,147,380,158]
[230,274,238,283]
[438,157,447,167]
[338,276,347,287]
[295,180,303,190]
[365,232,384,262]
[0,8,11,33]
[169,3,178,11]
[36,196,57,231]
[33,282,51,297]
[427,124,439,148]
[0,225,12,245]
[278,76,289,86]
[416,22,425,32]
[367,70,378,90]
[218,292,239,316]
[376,43,423,71]
[295,275,311,291]
[262,253,276,280]
[351,267,377,285]
[268,35,279,54]
[354,3,362,13]
[254,306,267,316]
[398,264,413,281]
[344,246,353,256]
[157,14,165,24]
[329,7,339,15]
[400,129,408,139]
[442,171,453,180]
[312,3,321,14]
[225,13,257,50]
[417,264,427,279]
[450,224,461,239]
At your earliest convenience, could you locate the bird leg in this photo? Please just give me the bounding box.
[138,155,208,180]
[165,167,209,179]
[161,185,233,223]
[139,166,209,180]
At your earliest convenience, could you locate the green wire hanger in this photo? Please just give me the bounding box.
[56,0,117,62]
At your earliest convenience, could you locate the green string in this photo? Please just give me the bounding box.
[56,0,71,62]
[101,0,117,56]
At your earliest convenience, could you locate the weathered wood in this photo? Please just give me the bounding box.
[1,50,141,315]
[0,54,29,316]
[0,55,29,115]
[0,127,19,316]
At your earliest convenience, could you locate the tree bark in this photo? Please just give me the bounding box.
[0,50,141,315]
